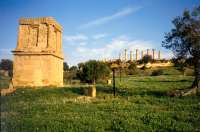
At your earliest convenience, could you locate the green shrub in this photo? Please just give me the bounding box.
[127,62,137,75]
[77,60,111,84]
[151,69,164,76]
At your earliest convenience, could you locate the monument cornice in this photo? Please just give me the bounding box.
[19,17,63,32]
[12,50,64,60]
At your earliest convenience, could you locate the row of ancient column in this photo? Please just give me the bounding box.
[119,49,161,61]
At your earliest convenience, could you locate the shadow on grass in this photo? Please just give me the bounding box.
[116,89,166,98]
[64,87,85,95]
[96,85,113,94]
[134,79,192,83]
[1,86,86,103]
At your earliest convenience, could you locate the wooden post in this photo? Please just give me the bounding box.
[120,68,122,84]
[112,69,116,97]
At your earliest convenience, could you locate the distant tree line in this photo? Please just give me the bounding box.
[63,60,111,84]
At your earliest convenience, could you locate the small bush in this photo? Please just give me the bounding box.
[151,69,164,76]
[127,62,137,75]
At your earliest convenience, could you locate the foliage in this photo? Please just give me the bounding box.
[171,58,187,75]
[176,62,187,75]
[142,55,153,64]
[162,6,200,88]
[64,71,77,84]
[77,60,111,84]
[63,62,69,71]
[151,69,164,76]
[63,65,79,84]
[0,75,10,89]
[0,59,13,77]
[127,62,137,75]
[69,66,78,72]
[185,57,194,66]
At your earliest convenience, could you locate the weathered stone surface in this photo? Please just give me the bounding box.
[107,79,112,85]
[88,85,96,97]
[12,17,64,87]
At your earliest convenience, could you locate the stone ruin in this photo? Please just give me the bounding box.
[12,17,64,87]
[120,49,162,61]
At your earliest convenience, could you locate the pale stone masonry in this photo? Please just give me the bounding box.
[152,49,155,60]
[158,50,161,60]
[12,17,64,87]
[141,50,144,59]
[124,49,127,61]
[147,49,150,56]
[130,50,133,62]
[136,49,139,61]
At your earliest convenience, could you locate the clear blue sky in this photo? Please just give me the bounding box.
[0,0,199,65]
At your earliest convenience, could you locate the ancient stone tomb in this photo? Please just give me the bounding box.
[12,17,64,87]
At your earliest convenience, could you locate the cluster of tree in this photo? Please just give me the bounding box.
[63,62,78,84]
[0,59,13,77]
[63,60,111,84]
[127,62,137,75]
[108,59,137,76]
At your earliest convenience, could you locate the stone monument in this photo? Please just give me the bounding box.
[124,49,127,61]
[136,49,139,61]
[152,49,155,60]
[12,17,64,87]
[158,50,161,60]
[130,50,133,62]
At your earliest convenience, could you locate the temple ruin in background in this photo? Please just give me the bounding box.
[12,17,64,87]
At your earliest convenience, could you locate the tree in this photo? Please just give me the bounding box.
[69,66,78,79]
[141,55,152,70]
[69,66,78,72]
[0,59,13,77]
[127,62,137,75]
[77,60,111,84]
[64,65,78,84]
[142,55,152,64]
[162,6,200,94]
[63,62,69,71]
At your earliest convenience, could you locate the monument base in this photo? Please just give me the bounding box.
[12,53,63,87]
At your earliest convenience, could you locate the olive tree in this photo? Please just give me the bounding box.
[162,6,200,94]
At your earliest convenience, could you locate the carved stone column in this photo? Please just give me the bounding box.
[152,49,155,60]
[130,50,133,62]
[158,50,161,60]
[136,49,139,61]
[124,49,127,61]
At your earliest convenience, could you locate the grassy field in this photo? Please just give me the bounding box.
[1,67,200,131]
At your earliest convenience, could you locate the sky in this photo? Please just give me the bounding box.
[0,0,199,66]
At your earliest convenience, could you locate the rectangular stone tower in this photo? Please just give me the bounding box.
[12,17,64,87]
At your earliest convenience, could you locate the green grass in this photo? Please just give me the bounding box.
[0,76,10,89]
[1,67,200,131]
